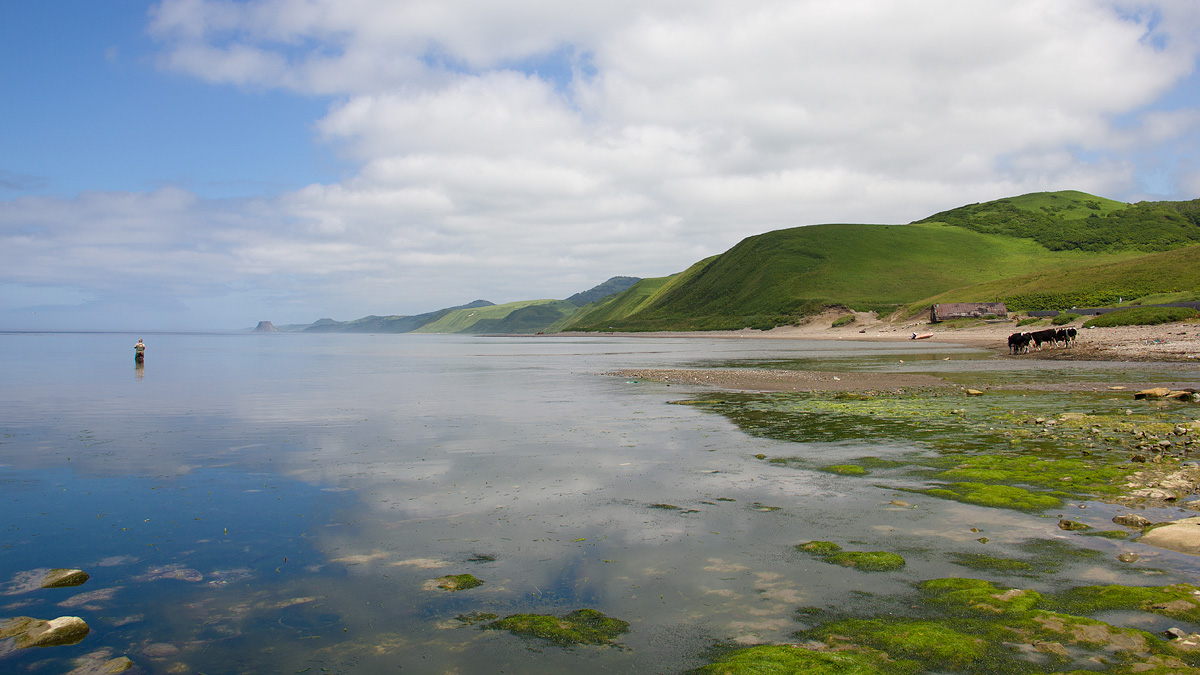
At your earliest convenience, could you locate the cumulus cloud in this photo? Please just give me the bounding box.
[3,0,1200,328]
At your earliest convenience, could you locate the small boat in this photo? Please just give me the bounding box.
[911,332,933,340]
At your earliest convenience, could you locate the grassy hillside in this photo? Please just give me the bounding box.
[907,244,1200,315]
[414,299,578,334]
[303,300,494,333]
[562,221,1139,331]
[561,190,1200,332]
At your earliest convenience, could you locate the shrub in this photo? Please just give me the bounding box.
[1083,306,1199,328]
[1016,317,1042,327]
[1051,313,1081,325]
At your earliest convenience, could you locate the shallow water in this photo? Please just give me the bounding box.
[1,332,1199,674]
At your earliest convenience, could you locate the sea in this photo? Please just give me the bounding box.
[2,331,1199,674]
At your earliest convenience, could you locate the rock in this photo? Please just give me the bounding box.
[1138,517,1200,555]
[253,321,279,332]
[1135,388,1172,400]
[1117,552,1140,563]
[65,651,135,674]
[0,616,90,648]
[1167,627,1190,640]
[965,389,984,396]
[1112,514,1153,528]
[1058,519,1090,531]
[39,568,89,589]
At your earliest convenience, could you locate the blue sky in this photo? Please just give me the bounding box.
[3,0,1200,330]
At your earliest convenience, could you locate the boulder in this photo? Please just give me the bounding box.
[40,568,89,589]
[1135,388,1173,400]
[1138,517,1200,555]
[0,615,90,648]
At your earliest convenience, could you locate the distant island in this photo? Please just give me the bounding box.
[252,191,1200,335]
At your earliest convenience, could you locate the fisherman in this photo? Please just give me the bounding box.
[134,338,146,363]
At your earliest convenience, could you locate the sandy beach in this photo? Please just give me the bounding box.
[599,310,1200,393]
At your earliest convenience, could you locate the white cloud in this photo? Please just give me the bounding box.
[3,0,1200,329]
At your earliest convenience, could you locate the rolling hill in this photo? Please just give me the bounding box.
[559,191,1200,332]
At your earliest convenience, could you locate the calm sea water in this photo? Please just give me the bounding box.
[1,332,1197,674]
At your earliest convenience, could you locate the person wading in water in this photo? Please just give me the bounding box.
[134,338,146,363]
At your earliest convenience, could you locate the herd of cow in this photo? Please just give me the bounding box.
[1008,327,1078,354]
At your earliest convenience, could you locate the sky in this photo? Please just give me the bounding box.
[3,1,1200,331]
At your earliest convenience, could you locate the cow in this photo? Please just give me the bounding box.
[1031,329,1058,350]
[1008,331,1032,354]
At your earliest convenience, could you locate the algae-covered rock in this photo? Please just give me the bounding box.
[814,618,985,667]
[1049,583,1200,623]
[796,541,842,556]
[433,574,483,591]
[484,608,629,647]
[820,464,869,476]
[919,578,1042,615]
[946,553,1035,575]
[826,551,906,572]
[692,643,915,674]
[39,568,90,589]
[0,615,90,648]
[920,482,1063,511]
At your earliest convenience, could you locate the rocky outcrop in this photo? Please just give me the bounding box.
[253,321,279,332]
[1,615,90,648]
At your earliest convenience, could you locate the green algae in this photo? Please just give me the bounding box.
[1048,583,1200,623]
[827,551,906,572]
[935,453,1136,496]
[946,553,1036,575]
[455,612,497,625]
[917,482,1065,511]
[919,578,1043,615]
[483,608,629,647]
[796,541,905,572]
[689,643,917,675]
[814,619,986,666]
[1083,529,1130,539]
[796,540,843,556]
[435,574,483,591]
[820,464,870,476]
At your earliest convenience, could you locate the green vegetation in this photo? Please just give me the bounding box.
[796,540,843,556]
[434,574,483,591]
[915,191,1200,253]
[908,244,1200,313]
[796,541,905,572]
[691,643,913,675]
[1083,306,1199,327]
[1016,317,1043,327]
[819,464,869,476]
[1052,312,1081,325]
[832,313,856,327]
[483,609,630,646]
[919,482,1064,511]
[827,551,907,572]
[697,576,1200,674]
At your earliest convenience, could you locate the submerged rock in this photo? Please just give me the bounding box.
[431,574,483,592]
[65,650,135,674]
[483,608,629,646]
[1112,513,1153,528]
[0,615,90,648]
[39,569,90,589]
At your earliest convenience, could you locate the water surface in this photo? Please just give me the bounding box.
[2,332,1199,673]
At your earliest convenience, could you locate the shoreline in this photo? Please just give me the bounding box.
[560,312,1200,363]
[589,313,1200,394]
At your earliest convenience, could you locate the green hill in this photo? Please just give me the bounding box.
[303,300,494,333]
[560,191,1200,332]
[414,299,578,334]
